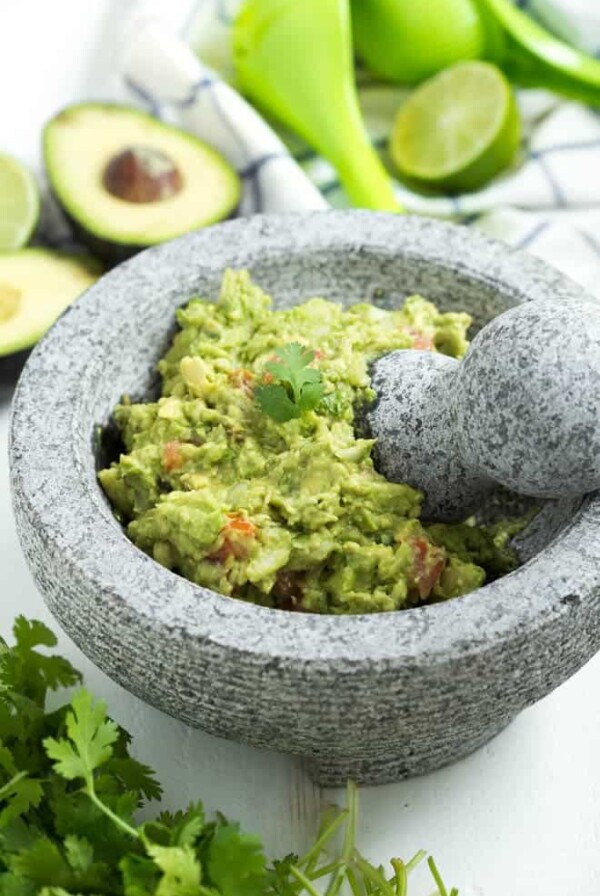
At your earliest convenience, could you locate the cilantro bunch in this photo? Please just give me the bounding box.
[0,617,457,895]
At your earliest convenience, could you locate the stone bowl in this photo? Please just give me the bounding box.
[10,211,600,786]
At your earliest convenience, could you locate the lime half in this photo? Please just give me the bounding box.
[390,61,521,194]
[0,153,40,250]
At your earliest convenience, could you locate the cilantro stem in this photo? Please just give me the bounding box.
[324,781,358,896]
[405,850,427,873]
[346,867,363,896]
[391,858,407,896]
[427,857,448,896]
[308,859,345,880]
[86,782,140,841]
[352,854,396,896]
[290,865,323,896]
[299,808,348,871]
[0,770,28,800]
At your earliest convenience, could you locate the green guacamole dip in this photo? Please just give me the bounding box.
[99,270,518,613]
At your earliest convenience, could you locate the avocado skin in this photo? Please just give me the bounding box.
[63,209,146,266]
[0,348,30,391]
[61,202,241,268]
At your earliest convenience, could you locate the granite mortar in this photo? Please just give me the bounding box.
[9,211,600,784]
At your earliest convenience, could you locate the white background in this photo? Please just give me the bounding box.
[2,2,600,894]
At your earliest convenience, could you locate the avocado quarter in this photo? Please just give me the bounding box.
[0,248,100,358]
[43,103,241,265]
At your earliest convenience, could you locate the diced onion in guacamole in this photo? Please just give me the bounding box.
[98,270,518,614]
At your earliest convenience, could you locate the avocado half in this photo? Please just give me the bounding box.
[0,248,100,358]
[43,104,241,264]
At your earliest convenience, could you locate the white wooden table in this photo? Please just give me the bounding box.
[3,2,600,892]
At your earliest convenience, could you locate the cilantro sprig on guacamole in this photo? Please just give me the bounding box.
[256,342,324,421]
[99,270,518,613]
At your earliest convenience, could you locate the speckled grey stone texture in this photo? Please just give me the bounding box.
[456,298,600,496]
[369,297,600,519]
[9,212,600,786]
[369,350,492,520]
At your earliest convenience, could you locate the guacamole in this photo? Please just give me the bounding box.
[99,270,518,613]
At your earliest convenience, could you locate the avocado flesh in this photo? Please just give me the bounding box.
[0,249,100,357]
[43,104,241,264]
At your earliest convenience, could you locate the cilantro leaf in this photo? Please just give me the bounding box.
[144,843,202,894]
[297,379,323,413]
[11,618,57,652]
[0,775,43,829]
[155,804,206,848]
[63,836,94,873]
[44,690,119,784]
[50,788,139,864]
[0,745,17,776]
[256,343,324,422]
[0,874,38,896]
[106,756,162,804]
[265,854,298,896]
[205,823,266,896]
[120,853,159,896]
[255,384,299,423]
[7,833,113,894]
[0,818,40,854]
[264,343,316,401]
[38,890,104,896]
[0,617,80,711]
[9,837,72,887]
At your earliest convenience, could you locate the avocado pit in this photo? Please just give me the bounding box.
[0,283,21,323]
[103,146,183,204]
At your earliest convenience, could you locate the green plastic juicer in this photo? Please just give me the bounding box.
[233,0,402,212]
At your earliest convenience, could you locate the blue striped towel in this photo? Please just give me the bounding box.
[117,0,600,297]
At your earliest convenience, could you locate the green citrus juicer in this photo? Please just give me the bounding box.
[479,0,600,107]
[233,0,402,211]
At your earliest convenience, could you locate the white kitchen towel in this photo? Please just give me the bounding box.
[103,0,600,298]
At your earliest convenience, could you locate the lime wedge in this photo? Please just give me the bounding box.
[0,153,40,250]
[390,61,521,194]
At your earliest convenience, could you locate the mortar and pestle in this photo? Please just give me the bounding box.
[11,212,600,784]
[369,298,600,521]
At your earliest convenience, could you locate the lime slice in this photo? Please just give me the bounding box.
[0,153,40,250]
[390,61,521,194]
